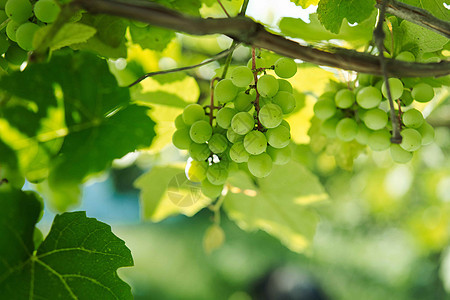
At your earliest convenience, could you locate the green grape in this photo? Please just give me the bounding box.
[334,89,355,109]
[402,108,424,128]
[257,75,279,98]
[400,128,422,151]
[400,90,414,106]
[182,104,205,125]
[266,125,290,148]
[34,0,61,23]
[231,111,254,135]
[358,73,373,86]
[336,118,358,141]
[230,66,253,87]
[274,57,297,78]
[356,86,382,109]
[189,142,210,161]
[175,114,188,129]
[363,108,388,130]
[368,129,391,151]
[186,160,208,182]
[266,145,291,165]
[216,107,236,129]
[214,78,238,103]
[16,22,40,51]
[226,127,244,143]
[259,96,272,107]
[189,120,212,143]
[0,33,10,55]
[322,117,339,138]
[390,144,413,164]
[201,178,223,198]
[208,133,228,154]
[234,91,255,112]
[395,51,415,62]
[273,91,295,114]
[355,123,371,145]
[381,78,404,99]
[244,130,267,155]
[258,103,283,128]
[417,122,434,145]
[5,0,32,23]
[247,153,273,178]
[5,44,27,65]
[206,162,228,185]
[411,83,434,103]
[247,56,267,70]
[277,79,293,93]
[172,128,192,150]
[280,119,290,130]
[314,97,336,120]
[229,141,250,163]
[6,20,21,42]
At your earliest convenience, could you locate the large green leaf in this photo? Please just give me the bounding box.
[400,0,450,21]
[0,188,133,299]
[399,21,449,56]
[129,25,176,52]
[317,0,376,34]
[223,162,328,253]
[33,23,97,51]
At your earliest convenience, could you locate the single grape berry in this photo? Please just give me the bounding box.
[336,118,358,141]
[335,89,355,109]
[226,127,244,143]
[358,73,373,86]
[244,130,267,155]
[0,33,10,55]
[257,74,279,98]
[390,144,413,164]
[216,107,236,129]
[230,66,253,87]
[214,79,238,103]
[189,142,210,161]
[367,129,391,151]
[190,120,212,143]
[273,91,295,114]
[400,128,422,151]
[6,20,21,42]
[5,0,32,23]
[363,108,388,130]
[248,153,273,178]
[277,79,293,93]
[186,160,208,182]
[400,90,414,106]
[314,97,336,120]
[5,44,27,65]
[417,122,435,145]
[258,103,283,128]
[231,112,254,135]
[274,57,297,78]
[172,128,192,150]
[381,78,404,100]
[355,123,371,145]
[356,86,382,109]
[266,125,290,148]
[266,146,291,165]
[182,104,205,125]
[411,83,434,103]
[34,0,61,23]
[234,91,255,112]
[280,119,290,130]
[402,108,424,128]
[206,162,228,185]
[229,141,250,163]
[247,56,267,70]
[175,114,188,129]
[208,133,228,154]
[322,117,339,138]
[201,179,223,198]
[16,22,40,51]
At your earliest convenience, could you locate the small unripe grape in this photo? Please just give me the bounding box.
[402,108,423,128]
[400,128,422,151]
[335,89,355,109]
[356,86,382,109]
[390,144,413,164]
[5,44,27,65]
[336,118,358,141]
[417,122,434,145]
[358,73,373,86]
[266,125,290,148]
[201,179,223,198]
[6,20,21,42]
[280,119,290,130]
[259,97,271,107]
[172,128,192,150]
[314,98,336,120]
[234,91,255,112]
[411,83,434,103]
[247,56,267,70]
[229,141,250,163]
[207,162,228,185]
[258,103,283,128]
[16,22,40,51]
[274,57,297,78]
[400,90,414,106]
[0,33,10,55]
[214,79,238,103]
[231,112,254,135]
[248,153,273,178]
[273,91,295,114]
[208,133,228,154]
[381,78,404,99]
[5,0,32,23]
[186,160,208,182]
[216,107,236,129]
[257,75,279,98]
[175,114,188,129]
[182,104,205,125]
[266,146,291,165]
[322,117,339,138]
[189,142,210,161]
[368,129,391,151]
[226,127,244,143]
[277,79,293,93]
[363,108,388,130]
[244,130,267,155]
[34,0,61,23]
[190,120,212,143]
[395,51,415,62]
[230,66,253,87]
[355,123,371,145]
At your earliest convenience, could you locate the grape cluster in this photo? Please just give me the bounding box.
[0,0,60,66]
[314,51,437,164]
[172,56,297,198]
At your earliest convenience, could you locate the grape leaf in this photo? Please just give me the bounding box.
[33,23,97,51]
[317,0,376,34]
[399,0,450,21]
[223,162,328,253]
[289,0,319,8]
[0,188,133,299]
[399,21,449,56]
[129,25,176,52]
[135,165,213,222]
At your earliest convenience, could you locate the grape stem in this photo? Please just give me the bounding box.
[209,194,225,225]
[396,98,403,131]
[0,18,10,31]
[373,0,402,144]
[216,0,231,18]
[251,47,263,131]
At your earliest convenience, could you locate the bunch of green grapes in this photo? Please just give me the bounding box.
[172,56,297,198]
[0,0,60,66]
[313,51,439,164]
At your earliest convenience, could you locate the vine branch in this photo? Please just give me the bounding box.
[73,0,450,78]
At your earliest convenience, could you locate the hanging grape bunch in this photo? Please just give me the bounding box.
[172,54,297,198]
[314,50,437,164]
[0,0,60,66]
